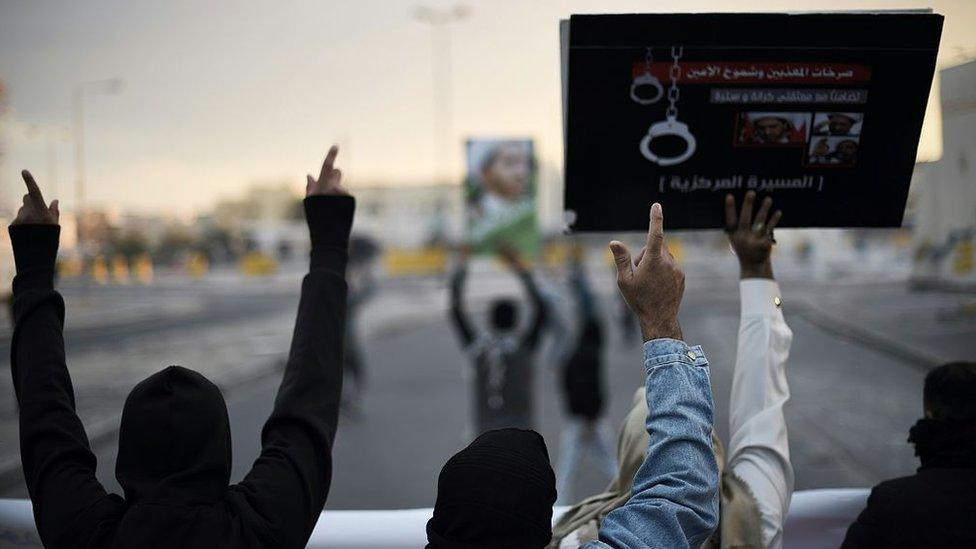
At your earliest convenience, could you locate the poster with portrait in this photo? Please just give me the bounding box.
[464,138,539,255]
[560,12,943,230]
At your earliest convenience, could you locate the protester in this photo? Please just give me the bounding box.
[555,245,617,505]
[341,240,378,416]
[429,203,719,548]
[448,246,547,433]
[551,191,793,549]
[8,147,353,549]
[841,361,976,547]
[536,268,571,374]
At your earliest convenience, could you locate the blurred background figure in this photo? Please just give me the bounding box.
[449,246,546,436]
[341,234,380,417]
[555,243,616,505]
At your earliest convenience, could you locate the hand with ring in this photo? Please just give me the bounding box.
[725,191,782,280]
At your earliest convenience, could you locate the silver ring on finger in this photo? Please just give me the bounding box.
[752,221,765,234]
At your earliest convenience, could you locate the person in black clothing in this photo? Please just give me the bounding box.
[842,361,976,548]
[8,146,353,549]
[555,246,617,504]
[426,427,557,549]
[449,246,547,434]
[341,239,378,416]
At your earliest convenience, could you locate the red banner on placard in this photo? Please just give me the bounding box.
[631,62,871,84]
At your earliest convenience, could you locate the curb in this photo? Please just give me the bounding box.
[790,298,944,370]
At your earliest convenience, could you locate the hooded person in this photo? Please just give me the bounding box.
[8,149,353,549]
[427,429,558,548]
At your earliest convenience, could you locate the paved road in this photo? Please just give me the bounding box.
[41,277,943,510]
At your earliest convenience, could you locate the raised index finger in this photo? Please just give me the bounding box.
[318,145,339,183]
[646,202,664,257]
[21,170,46,208]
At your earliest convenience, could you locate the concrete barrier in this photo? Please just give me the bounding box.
[0,488,868,548]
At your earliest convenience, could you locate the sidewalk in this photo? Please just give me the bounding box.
[784,280,976,368]
[679,251,975,369]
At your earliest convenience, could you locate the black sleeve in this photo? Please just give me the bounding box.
[518,269,547,350]
[449,265,476,347]
[8,224,121,548]
[233,195,354,549]
[840,484,895,548]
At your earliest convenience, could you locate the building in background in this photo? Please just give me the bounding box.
[912,59,976,290]
[211,183,305,262]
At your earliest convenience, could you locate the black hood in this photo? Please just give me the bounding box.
[427,428,556,548]
[116,366,231,505]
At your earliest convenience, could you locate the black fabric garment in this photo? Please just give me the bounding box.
[841,419,976,548]
[9,195,354,549]
[427,428,557,549]
[561,264,604,421]
[562,318,603,420]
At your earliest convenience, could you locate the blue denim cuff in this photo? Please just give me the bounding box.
[642,338,708,372]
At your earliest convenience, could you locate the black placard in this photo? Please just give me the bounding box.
[562,12,943,230]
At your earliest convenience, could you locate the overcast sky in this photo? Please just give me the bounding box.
[1,0,974,215]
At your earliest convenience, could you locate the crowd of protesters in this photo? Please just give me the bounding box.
[6,148,975,548]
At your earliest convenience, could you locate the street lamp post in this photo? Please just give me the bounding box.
[23,125,71,199]
[414,4,469,184]
[72,78,122,249]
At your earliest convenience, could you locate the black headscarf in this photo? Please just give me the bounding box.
[908,418,976,470]
[116,365,232,505]
[427,428,557,548]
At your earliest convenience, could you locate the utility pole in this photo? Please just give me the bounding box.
[24,124,70,199]
[414,4,469,184]
[72,78,122,252]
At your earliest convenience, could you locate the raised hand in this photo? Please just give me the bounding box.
[306,145,350,197]
[609,203,684,342]
[12,170,59,226]
[725,191,781,279]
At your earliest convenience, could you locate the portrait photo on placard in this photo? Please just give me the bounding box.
[806,136,861,166]
[464,138,539,255]
[735,112,811,146]
[812,112,864,136]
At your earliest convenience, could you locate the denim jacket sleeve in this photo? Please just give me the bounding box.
[585,339,720,548]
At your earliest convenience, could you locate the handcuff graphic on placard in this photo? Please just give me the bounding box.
[629,47,664,105]
[631,46,697,167]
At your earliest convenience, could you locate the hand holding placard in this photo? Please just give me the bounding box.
[725,191,782,279]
